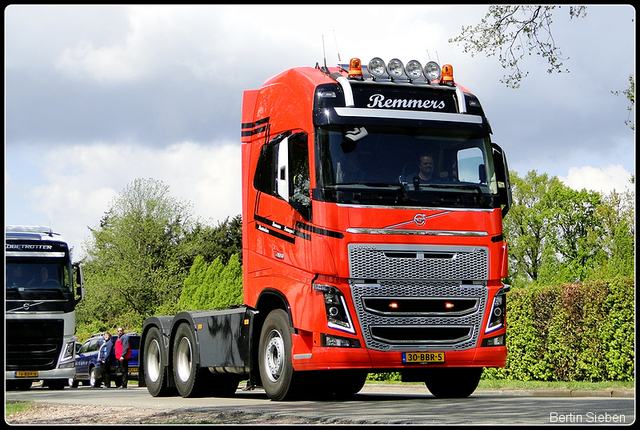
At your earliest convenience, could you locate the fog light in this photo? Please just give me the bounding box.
[322,334,361,348]
[482,334,505,347]
[387,58,404,79]
[423,61,441,82]
[368,57,387,79]
[405,59,423,80]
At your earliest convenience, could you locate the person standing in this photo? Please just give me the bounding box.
[115,327,131,389]
[98,332,115,388]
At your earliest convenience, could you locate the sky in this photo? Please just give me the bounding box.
[4,5,636,259]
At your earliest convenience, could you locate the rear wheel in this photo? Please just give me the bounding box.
[173,323,210,398]
[424,367,483,398]
[89,367,101,388]
[144,326,173,397]
[258,309,301,401]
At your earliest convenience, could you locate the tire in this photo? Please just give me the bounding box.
[89,367,101,388]
[68,378,79,388]
[258,309,301,401]
[172,323,209,398]
[144,326,173,397]
[424,367,483,398]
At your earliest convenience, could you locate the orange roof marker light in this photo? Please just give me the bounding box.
[441,64,454,85]
[348,57,363,79]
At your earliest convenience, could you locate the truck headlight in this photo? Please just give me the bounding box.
[485,288,508,333]
[313,283,356,334]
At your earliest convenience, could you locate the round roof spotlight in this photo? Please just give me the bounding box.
[387,58,404,80]
[424,61,441,83]
[405,60,423,81]
[368,57,387,79]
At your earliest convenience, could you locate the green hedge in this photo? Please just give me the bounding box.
[484,278,634,382]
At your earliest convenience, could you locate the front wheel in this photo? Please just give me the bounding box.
[258,309,301,401]
[424,367,483,398]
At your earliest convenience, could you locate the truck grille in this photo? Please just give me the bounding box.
[348,244,488,352]
[6,320,64,370]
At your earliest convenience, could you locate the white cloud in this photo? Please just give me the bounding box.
[559,165,634,194]
[8,141,241,259]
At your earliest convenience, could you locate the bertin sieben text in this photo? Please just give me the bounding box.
[549,411,626,423]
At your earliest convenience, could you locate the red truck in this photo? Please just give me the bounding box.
[139,56,512,400]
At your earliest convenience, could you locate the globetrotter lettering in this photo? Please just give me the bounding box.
[367,93,446,110]
[6,244,53,251]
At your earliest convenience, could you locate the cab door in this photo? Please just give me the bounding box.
[252,131,311,272]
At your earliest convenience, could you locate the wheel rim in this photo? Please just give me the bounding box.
[264,329,285,383]
[175,336,193,383]
[146,339,161,383]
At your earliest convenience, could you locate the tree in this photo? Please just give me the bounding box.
[504,170,634,287]
[543,186,604,282]
[612,74,635,130]
[79,178,196,325]
[185,215,243,266]
[502,171,560,285]
[450,5,587,88]
[174,254,243,312]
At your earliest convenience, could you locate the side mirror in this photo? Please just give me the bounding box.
[73,262,85,301]
[491,143,512,218]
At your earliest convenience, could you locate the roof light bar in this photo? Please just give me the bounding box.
[351,57,452,84]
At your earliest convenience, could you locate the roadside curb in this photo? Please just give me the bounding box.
[363,384,635,398]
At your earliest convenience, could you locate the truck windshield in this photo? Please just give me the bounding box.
[6,261,73,299]
[315,125,499,208]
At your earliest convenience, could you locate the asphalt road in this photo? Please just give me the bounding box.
[6,383,635,425]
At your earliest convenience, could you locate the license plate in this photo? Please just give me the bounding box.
[402,352,445,364]
[16,371,39,378]
[129,367,138,372]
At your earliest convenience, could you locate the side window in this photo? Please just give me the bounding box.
[456,147,486,184]
[288,133,310,208]
[254,137,279,196]
[253,132,311,217]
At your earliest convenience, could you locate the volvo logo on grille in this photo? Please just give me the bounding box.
[414,214,427,226]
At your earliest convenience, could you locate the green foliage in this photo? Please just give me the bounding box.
[77,178,243,328]
[157,254,243,315]
[484,279,634,382]
[504,171,635,287]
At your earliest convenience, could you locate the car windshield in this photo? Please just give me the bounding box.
[315,125,498,208]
